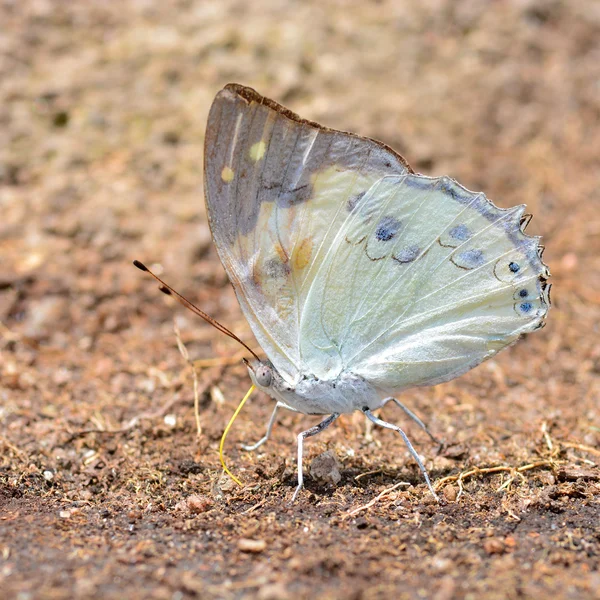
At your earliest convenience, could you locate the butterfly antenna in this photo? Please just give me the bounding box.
[133,260,260,361]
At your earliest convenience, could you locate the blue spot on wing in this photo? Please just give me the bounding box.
[449,224,471,241]
[393,245,420,264]
[347,191,365,213]
[455,249,485,268]
[375,216,402,242]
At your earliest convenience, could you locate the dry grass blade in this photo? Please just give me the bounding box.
[192,352,249,368]
[174,320,202,438]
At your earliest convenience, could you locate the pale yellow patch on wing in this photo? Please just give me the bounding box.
[249,140,266,162]
[293,237,313,271]
[221,166,235,182]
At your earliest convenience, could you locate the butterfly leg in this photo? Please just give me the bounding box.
[291,413,340,502]
[363,408,440,502]
[241,402,283,452]
[387,398,443,446]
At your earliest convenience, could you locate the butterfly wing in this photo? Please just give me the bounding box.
[298,174,550,390]
[204,84,412,382]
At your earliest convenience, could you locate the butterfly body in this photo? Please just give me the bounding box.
[247,359,384,415]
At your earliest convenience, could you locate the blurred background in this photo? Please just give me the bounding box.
[1,1,599,599]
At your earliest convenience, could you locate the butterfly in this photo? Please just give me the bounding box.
[139,83,550,502]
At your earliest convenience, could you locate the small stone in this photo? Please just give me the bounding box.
[238,538,266,553]
[127,510,142,522]
[443,484,457,502]
[186,495,213,514]
[210,386,225,406]
[442,444,468,459]
[43,470,54,481]
[163,414,177,427]
[257,583,290,600]
[52,368,72,386]
[309,450,342,486]
[217,471,238,492]
[483,538,506,555]
[59,510,71,519]
[537,471,556,486]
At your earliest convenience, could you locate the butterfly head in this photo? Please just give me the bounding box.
[243,358,273,388]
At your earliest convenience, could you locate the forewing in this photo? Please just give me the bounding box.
[204,84,411,381]
[299,175,550,389]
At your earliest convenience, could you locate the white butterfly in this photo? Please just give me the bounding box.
[201,84,550,501]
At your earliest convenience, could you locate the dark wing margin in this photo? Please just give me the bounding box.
[219,83,414,173]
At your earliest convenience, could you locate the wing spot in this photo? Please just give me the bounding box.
[293,237,313,271]
[449,224,471,241]
[249,140,266,162]
[221,166,235,182]
[514,300,537,316]
[509,261,520,273]
[264,257,290,279]
[375,216,402,242]
[347,191,365,212]
[519,289,528,298]
[393,245,420,264]
[451,249,485,270]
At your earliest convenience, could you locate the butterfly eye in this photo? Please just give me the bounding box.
[255,364,273,387]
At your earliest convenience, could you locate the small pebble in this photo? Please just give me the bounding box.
[443,484,457,502]
[127,510,142,522]
[59,510,71,519]
[537,471,556,486]
[238,538,266,553]
[186,495,213,514]
[43,470,54,482]
[309,450,342,486]
[257,583,290,600]
[483,538,506,555]
[163,414,177,427]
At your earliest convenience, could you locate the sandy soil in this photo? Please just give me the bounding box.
[1,1,599,598]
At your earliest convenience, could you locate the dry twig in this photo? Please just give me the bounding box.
[434,460,556,501]
[344,482,408,518]
[561,441,600,457]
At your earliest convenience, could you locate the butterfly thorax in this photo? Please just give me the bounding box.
[246,360,383,415]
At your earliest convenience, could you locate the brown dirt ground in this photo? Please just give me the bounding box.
[1,1,599,599]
